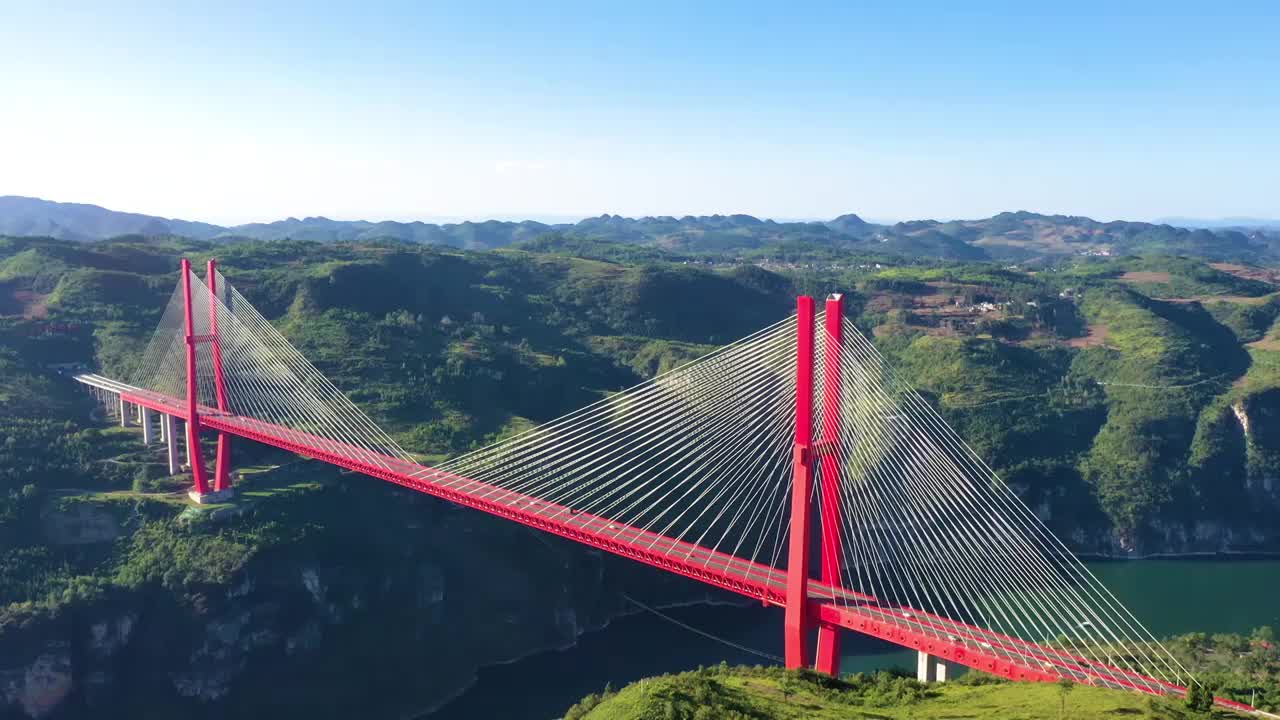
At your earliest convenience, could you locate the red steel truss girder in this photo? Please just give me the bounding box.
[814,603,1057,684]
[103,382,1223,706]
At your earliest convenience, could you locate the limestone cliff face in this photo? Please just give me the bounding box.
[1236,395,1280,496]
[0,648,72,719]
[1066,514,1277,559]
[1052,388,1280,558]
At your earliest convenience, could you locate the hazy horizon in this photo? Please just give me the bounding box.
[2,2,1277,225]
[12,192,1280,230]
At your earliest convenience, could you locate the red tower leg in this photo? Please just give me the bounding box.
[815,293,844,675]
[207,259,233,493]
[181,258,210,496]
[784,296,815,669]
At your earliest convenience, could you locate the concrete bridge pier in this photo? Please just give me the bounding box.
[140,407,154,444]
[163,415,179,475]
[917,651,952,683]
[118,398,129,427]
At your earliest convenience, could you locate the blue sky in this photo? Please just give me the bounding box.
[1,1,1276,225]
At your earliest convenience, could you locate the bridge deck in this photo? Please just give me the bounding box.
[77,374,1254,713]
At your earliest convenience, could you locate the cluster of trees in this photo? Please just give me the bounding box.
[1169,627,1280,712]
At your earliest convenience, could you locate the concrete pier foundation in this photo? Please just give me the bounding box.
[916,652,952,683]
[188,488,235,504]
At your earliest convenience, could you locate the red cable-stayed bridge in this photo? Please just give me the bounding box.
[68,259,1259,714]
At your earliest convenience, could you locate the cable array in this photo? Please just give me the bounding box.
[122,272,1197,695]
[130,269,415,469]
[815,317,1196,691]
[424,314,802,573]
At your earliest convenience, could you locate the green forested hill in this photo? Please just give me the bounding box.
[3,236,1280,553]
[1,234,1280,717]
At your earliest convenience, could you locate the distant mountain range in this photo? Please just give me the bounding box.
[1154,216,1280,230]
[3,195,1279,262]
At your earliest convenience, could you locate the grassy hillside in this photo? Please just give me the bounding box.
[564,666,1235,720]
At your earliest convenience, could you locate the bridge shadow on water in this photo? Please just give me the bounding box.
[428,602,913,720]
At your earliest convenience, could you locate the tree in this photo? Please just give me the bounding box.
[132,464,153,493]
[1180,632,1210,662]
[1185,682,1214,712]
[1058,678,1075,719]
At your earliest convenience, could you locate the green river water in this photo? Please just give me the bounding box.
[431,559,1280,719]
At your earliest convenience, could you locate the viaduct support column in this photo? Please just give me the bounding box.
[916,652,952,683]
[164,414,179,475]
[814,293,844,676]
[140,407,154,444]
[119,397,129,427]
[784,296,816,669]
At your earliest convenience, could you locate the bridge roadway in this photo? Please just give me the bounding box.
[75,373,1254,713]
